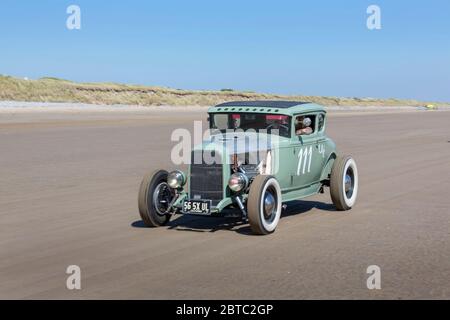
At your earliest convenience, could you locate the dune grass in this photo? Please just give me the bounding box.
[0,75,447,107]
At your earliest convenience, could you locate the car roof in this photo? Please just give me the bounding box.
[208,100,326,115]
[215,100,310,109]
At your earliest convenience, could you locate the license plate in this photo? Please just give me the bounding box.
[182,200,212,215]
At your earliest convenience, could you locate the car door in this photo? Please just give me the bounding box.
[311,112,329,182]
[292,113,322,188]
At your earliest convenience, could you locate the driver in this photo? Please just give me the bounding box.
[270,120,282,130]
[295,116,313,135]
[266,115,288,134]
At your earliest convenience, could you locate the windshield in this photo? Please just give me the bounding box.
[210,113,291,137]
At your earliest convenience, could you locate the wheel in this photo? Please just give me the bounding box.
[330,155,358,211]
[247,175,282,235]
[138,169,174,227]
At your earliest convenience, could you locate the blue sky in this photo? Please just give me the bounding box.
[0,0,449,101]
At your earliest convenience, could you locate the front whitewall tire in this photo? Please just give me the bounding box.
[260,178,282,232]
[248,175,282,235]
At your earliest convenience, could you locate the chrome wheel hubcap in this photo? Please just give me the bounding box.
[153,182,173,216]
[263,188,276,219]
[344,167,354,199]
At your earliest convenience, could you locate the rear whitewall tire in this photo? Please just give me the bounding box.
[342,158,358,208]
[330,155,359,211]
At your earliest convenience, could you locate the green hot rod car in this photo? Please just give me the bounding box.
[138,101,358,235]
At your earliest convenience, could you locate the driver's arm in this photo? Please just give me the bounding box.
[304,127,313,134]
[297,127,313,135]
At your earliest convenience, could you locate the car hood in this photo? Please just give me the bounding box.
[197,131,290,155]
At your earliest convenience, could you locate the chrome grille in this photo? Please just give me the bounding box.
[190,151,223,205]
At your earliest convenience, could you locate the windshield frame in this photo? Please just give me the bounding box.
[209,112,292,138]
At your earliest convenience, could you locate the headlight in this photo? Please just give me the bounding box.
[167,170,186,189]
[228,173,248,192]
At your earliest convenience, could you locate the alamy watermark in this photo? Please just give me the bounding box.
[366,265,381,290]
[367,5,382,30]
[170,121,280,170]
[66,265,81,290]
[66,5,81,30]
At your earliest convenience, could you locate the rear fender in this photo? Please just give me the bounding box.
[320,152,337,182]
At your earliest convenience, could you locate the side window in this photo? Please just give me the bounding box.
[318,113,325,132]
[295,115,316,136]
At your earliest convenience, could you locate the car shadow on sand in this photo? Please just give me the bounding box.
[131,200,335,236]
